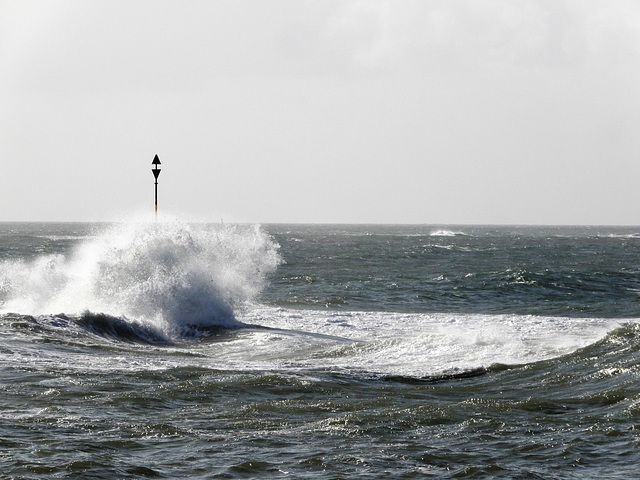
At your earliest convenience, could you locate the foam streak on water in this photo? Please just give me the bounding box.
[238,306,620,377]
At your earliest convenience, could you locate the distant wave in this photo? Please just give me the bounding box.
[604,233,640,239]
[430,229,467,237]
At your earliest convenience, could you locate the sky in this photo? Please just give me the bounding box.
[1,0,640,224]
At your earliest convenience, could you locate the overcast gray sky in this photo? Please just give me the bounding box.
[1,0,639,224]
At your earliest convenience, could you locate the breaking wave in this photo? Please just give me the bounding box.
[0,219,281,338]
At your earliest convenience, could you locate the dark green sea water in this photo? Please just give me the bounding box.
[1,222,640,479]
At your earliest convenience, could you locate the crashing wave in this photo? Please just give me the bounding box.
[0,219,281,339]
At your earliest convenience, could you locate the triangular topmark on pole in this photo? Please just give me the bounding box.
[152,154,161,217]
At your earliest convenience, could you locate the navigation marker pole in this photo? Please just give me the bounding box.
[152,154,161,219]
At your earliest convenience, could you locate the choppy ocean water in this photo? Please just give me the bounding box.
[1,221,640,479]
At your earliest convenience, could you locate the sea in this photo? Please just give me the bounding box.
[1,220,640,479]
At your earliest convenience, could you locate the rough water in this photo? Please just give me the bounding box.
[1,221,640,479]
